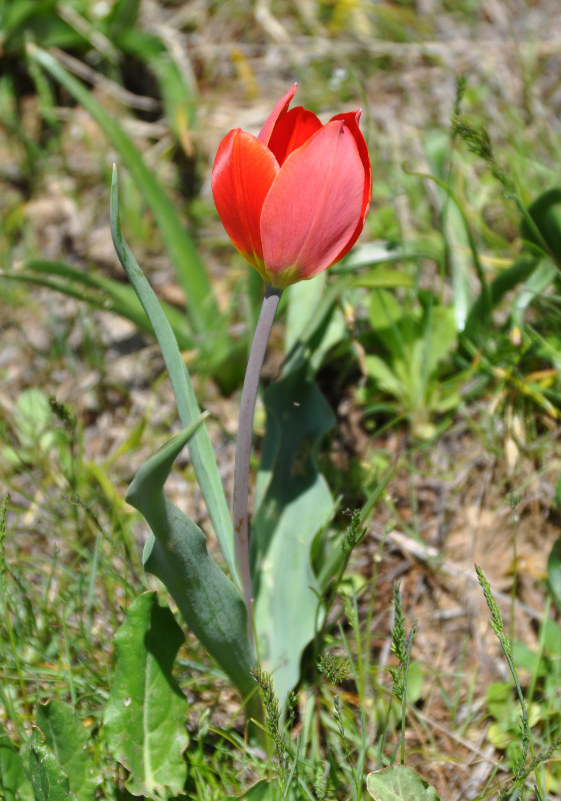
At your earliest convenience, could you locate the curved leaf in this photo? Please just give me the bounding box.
[126,423,256,703]
[110,168,236,579]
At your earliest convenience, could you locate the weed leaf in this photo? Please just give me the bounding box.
[35,701,98,801]
[28,728,78,801]
[0,725,33,801]
[103,592,189,797]
[367,765,441,801]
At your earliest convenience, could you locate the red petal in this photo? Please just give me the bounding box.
[267,107,322,166]
[258,84,298,145]
[329,111,372,261]
[211,129,279,267]
[260,119,367,286]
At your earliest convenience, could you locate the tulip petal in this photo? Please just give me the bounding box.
[267,107,322,166]
[329,111,372,262]
[260,119,366,287]
[211,129,279,268]
[258,83,297,145]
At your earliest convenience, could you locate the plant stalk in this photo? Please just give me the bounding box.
[233,285,282,648]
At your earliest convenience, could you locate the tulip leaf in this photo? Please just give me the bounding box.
[252,368,335,706]
[35,701,98,801]
[103,592,189,797]
[367,765,441,801]
[109,167,237,580]
[28,728,78,801]
[0,725,33,801]
[125,423,256,704]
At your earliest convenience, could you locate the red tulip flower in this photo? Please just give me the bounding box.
[212,84,371,289]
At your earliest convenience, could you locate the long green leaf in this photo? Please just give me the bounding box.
[125,425,256,702]
[103,592,189,797]
[110,166,236,578]
[26,44,221,349]
[253,369,335,707]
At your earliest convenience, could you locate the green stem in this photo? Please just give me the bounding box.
[233,285,282,646]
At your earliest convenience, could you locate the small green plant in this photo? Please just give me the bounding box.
[358,287,462,438]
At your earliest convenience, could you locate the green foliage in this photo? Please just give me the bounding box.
[0,724,33,801]
[367,765,440,801]
[103,592,189,797]
[252,368,336,706]
[486,617,561,794]
[28,727,78,801]
[35,700,98,801]
[126,422,256,703]
[360,289,461,438]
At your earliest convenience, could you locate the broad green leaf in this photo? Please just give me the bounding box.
[27,45,225,357]
[0,725,33,801]
[28,728,78,801]
[35,701,98,801]
[367,765,441,801]
[110,168,236,579]
[126,424,256,704]
[547,535,561,615]
[103,592,189,797]
[423,305,457,378]
[253,369,335,706]
[364,355,405,397]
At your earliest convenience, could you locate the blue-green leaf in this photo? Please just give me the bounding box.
[252,369,335,707]
[110,167,236,579]
[126,424,256,703]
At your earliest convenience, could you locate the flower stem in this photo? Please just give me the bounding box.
[234,285,282,648]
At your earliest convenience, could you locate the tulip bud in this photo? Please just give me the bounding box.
[212,84,371,289]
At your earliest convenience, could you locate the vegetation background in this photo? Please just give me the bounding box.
[1,0,561,798]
